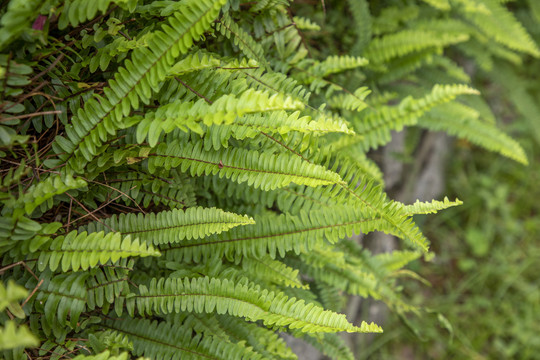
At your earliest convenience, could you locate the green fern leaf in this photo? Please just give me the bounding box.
[126,276,381,333]
[36,231,160,272]
[83,207,254,245]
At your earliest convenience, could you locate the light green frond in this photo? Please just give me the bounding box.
[36,231,160,272]
[0,321,39,351]
[137,88,305,145]
[169,51,221,75]
[126,276,382,333]
[83,207,254,245]
[401,197,463,215]
[3,174,86,216]
[0,280,27,320]
[293,16,321,31]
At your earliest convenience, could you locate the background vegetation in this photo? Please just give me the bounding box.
[0,0,538,359]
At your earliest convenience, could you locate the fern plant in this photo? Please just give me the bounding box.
[0,0,533,359]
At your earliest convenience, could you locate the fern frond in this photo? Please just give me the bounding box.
[147,139,342,191]
[373,250,422,273]
[364,30,469,64]
[35,231,160,272]
[295,56,369,84]
[203,110,354,150]
[241,255,307,289]
[83,207,254,245]
[3,174,87,216]
[0,321,39,351]
[53,0,227,172]
[301,333,354,360]
[293,16,321,31]
[106,317,263,360]
[33,272,87,330]
[88,169,196,209]
[327,87,370,112]
[216,314,298,360]
[137,88,305,145]
[86,259,133,316]
[126,277,382,333]
[347,0,372,54]
[162,204,421,262]
[216,14,269,68]
[418,102,528,164]
[354,84,480,151]
[460,0,540,57]
[58,0,132,29]
[401,197,463,215]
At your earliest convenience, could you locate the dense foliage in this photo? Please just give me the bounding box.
[0,0,536,359]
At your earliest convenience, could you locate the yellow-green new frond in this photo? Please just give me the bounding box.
[137,88,305,145]
[147,139,342,191]
[293,16,321,31]
[83,207,254,245]
[36,231,160,272]
[126,277,382,333]
[401,197,463,215]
